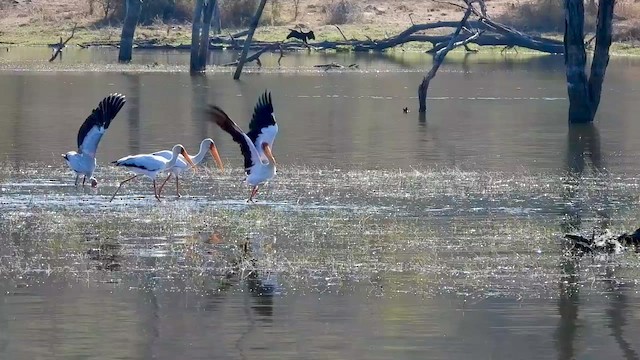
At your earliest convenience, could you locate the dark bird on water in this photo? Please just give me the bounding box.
[286,29,315,44]
[403,107,409,114]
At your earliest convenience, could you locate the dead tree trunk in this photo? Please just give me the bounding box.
[563,0,615,124]
[212,1,222,35]
[197,1,217,73]
[418,6,474,113]
[233,0,268,80]
[190,0,205,73]
[118,0,142,63]
[191,0,217,73]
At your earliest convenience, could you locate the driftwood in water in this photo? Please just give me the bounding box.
[564,228,640,256]
[314,62,359,70]
[48,24,77,62]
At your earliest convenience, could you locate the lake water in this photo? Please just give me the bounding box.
[1,47,640,359]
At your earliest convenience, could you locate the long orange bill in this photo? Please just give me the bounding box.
[210,143,224,172]
[262,143,276,165]
[181,148,197,170]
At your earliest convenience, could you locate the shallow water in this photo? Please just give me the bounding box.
[1,49,640,359]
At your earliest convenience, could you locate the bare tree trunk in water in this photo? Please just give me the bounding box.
[191,0,217,73]
[197,0,217,71]
[233,0,268,80]
[212,1,222,35]
[118,0,142,63]
[563,0,615,124]
[190,0,204,73]
[418,6,473,113]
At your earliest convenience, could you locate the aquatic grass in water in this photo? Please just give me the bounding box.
[1,163,639,299]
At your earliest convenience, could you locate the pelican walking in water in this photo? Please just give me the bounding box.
[62,93,126,187]
[153,138,225,197]
[207,91,278,202]
[109,144,195,202]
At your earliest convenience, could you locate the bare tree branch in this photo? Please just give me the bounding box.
[49,24,78,62]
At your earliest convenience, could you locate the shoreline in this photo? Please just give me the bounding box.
[2,24,640,56]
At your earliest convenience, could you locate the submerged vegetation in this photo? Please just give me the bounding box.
[1,163,640,298]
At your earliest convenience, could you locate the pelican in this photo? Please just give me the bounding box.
[153,138,225,197]
[62,93,126,188]
[207,92,278,202]
[109,144,196,202]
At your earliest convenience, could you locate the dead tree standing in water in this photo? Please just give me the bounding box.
[563,0,616,124]
[191,0,217,73]
[118,0,142,63]
[233,0,268,80]
[418,3,478,113]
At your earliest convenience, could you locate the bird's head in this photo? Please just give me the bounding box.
[173,144,196,169]
[62,151,75,161]
[261,142,276,165]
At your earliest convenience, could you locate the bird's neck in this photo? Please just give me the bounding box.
[165,151,182,169]
[192,143,209,165]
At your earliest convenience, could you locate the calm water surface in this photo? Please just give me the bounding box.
[1,48,640,359]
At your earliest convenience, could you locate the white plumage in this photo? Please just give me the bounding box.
[109,144,195,202]
[153,138,224,197]
[207,91,279,202]
[63,93,126,187]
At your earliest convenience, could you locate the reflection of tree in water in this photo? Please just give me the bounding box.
[190,74,210,142]
[557,124,604,360]
[561,123,604,234]
[124,73,142,154]
[555,257,580,360]
[603,269,639,360]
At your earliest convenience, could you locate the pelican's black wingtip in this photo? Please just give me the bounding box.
[258,90,273,113]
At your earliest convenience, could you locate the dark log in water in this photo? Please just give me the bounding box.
[564,228,640,255]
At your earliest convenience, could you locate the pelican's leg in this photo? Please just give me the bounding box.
[175,175,181,198]
[74,174,80,186]
[153,180,161,202]
[109,175,138,202]
[82,176,86,186]
[157,173,173,198]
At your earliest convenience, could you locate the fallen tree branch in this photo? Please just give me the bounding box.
[49,24,78,62]
[209,19,563,54]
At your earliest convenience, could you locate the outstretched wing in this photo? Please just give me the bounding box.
[207,105,262,175]
[246,91,278,152]
[77,93,126,156]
